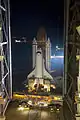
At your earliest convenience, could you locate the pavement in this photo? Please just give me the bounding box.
[5,101,61,120]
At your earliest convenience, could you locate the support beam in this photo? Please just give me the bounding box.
[0,0,12,117]
[63,0,80,120]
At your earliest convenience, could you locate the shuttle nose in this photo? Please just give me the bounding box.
[36,48,42,54]
[36,51,41,54]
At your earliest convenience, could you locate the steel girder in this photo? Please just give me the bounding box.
[63,0,80,120]
[0,0,12,116]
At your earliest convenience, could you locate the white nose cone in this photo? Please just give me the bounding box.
[47,37,50,43]
[33,37,37,43]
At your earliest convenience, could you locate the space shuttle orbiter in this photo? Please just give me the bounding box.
[27,48,53,85]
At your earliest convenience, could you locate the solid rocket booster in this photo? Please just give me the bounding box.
[46,38,51,71]
[32,38,37,69]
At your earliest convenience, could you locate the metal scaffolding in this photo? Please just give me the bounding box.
[63,0,80,120]
[0,0,12,117]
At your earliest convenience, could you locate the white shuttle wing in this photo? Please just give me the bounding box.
[43,68,53,80]
[27,67,53,80]
[27,69,35,79]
